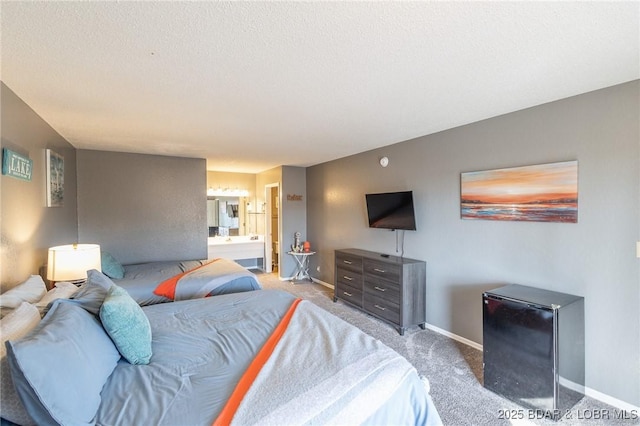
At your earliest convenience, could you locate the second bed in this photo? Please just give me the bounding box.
[112,258,262,306]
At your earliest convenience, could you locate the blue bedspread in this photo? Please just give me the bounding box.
[95,290,441,425]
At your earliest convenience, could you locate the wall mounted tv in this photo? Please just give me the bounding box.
[365,191,417,230]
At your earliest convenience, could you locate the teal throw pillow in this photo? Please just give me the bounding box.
[101,251,125,280]
[99,285,152,365]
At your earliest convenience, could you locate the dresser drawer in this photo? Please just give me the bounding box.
[336,282,363,307]
[364,276,400,304]
[363,259,400,282]
[336,252,363,273]
[336,267,361,288]
[364,293,400,325]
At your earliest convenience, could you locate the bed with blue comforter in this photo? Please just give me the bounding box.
[113,258,262,306]
[3,270,441,426]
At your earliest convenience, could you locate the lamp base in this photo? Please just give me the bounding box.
[50,279,87,288]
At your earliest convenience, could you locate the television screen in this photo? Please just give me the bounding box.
[365,191,416,230]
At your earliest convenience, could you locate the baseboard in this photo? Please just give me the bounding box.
[424,324,640,412]
[583,386,640,412]
[280,276,335,289]
[311,278,334,290]
[423,322,483,351]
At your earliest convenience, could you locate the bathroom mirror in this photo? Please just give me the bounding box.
[207,196,244,236]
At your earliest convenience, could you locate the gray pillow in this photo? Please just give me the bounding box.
[68,269,114,315]
[6,300,121,426]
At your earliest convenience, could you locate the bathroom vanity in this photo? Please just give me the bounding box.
[207,236,265,269]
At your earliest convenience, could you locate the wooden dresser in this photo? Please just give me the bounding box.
[334,248,426,335]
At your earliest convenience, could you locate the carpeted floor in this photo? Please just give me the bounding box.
[254,272,637,426]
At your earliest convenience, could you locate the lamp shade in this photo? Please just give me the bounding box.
[47,244,101,282]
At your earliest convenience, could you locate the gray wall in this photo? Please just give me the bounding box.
[77,150,207,264]
[281,166,307,278]
[307,81,640,406]
[256,166,307,279]
[0,83,78,289]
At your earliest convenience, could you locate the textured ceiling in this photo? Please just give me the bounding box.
[1,2,638,173]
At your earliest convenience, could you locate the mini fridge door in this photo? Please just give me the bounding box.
[483,294,556,412]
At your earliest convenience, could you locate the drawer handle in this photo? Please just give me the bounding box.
[343,276,353,281]
[343,260,352,265]
[343,291,353,297]
[374,268,385,273]
[374,304,386,311]
[374,286,386,292]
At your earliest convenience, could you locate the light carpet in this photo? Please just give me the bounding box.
[255,272,637,426]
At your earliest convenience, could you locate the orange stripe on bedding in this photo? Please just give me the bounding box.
[212,298,303,426]
[153,259,219,300]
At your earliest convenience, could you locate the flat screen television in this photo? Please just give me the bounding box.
[365,191,417,230]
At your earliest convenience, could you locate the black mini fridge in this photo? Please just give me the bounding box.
[483,284,584,419]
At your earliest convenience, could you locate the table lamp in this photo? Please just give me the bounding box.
[47,243,101,284]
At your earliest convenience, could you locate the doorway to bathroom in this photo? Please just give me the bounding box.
[264,183,280,275]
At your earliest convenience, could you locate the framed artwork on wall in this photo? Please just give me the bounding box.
[1,148,33,181]
[460,160,578,223]
[46,149,64,207]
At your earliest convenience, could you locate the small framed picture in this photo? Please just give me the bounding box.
[46,149,64,207]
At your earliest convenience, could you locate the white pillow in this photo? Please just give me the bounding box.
[1,301,40,425]
[0,302,41,356]
[36,282,79,308]
[0,275,47,309]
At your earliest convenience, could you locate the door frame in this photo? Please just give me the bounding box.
[264,182,280,274]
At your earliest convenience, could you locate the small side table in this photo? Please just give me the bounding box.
[287,251,315,282]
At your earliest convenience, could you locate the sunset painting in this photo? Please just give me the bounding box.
[461,161,578,223]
